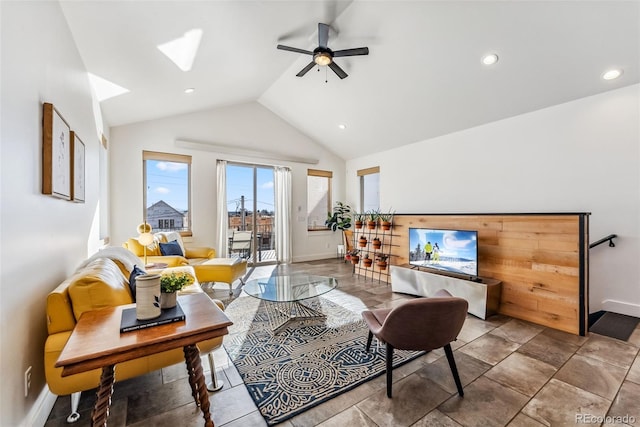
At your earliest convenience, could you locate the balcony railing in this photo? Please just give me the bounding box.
[229,224,274,250]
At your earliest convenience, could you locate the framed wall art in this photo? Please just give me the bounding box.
[42,103,71,200]
[70,131,85,203]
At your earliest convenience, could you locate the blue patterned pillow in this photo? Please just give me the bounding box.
[159,240,184,256]
[128,265,146,301]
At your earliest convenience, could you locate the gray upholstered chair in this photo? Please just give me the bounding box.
[362,289,468,398]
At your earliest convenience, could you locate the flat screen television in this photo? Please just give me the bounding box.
[408,228,478,277]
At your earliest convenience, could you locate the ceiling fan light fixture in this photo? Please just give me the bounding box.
[314,52,332,66]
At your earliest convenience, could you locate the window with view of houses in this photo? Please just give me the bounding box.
[143,151,191,235]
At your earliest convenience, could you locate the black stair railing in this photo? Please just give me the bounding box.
[590,234,617,249]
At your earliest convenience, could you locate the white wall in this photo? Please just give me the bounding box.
[109,102,346,262]
[0,1,108,425]
[347,84,640,317]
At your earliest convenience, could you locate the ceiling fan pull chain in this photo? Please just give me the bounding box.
[325,67,328,84]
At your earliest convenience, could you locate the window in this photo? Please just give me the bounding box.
[143,151,191,235]
[307,169,332,231]
[358,166,380,212]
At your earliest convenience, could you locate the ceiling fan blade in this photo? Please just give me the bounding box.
[296,61,316,77]
[328,61,348,79]
[333,47,369,57]
[277,45,313,55]
[318,23,330,48]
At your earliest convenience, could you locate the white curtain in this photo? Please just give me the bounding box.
[216,160,229,258]
[274,166,292,263]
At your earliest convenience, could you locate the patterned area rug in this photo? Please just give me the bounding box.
[223,293,424,425]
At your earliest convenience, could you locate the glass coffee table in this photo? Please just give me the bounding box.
[243,274,338,334]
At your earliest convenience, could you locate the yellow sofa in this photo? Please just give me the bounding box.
[45,253,226,423]
[122,231,216,268]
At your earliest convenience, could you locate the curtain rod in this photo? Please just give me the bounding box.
[175,139,319,165]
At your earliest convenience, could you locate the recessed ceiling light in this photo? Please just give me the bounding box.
[338,124,347,130]
[602,69,623,80]
[482,53,499,66]
[184,88,195,94]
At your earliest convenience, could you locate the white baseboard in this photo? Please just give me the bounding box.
[601,299,640,317]
[21,386,56,427]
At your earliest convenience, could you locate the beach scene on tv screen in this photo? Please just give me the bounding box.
[409,228,478,276]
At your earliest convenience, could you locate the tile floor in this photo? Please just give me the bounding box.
[45,259,640,427]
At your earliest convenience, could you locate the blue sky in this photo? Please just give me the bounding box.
[146,160,188,211]
[226,164,274,213]
[146,161,274,213]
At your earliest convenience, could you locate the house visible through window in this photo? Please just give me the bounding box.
[158,219,176,229]
[358,166,380,212]
[143,151,191,235]
[307,169,332,231]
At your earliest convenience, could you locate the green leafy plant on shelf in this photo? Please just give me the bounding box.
[160,272,194,293]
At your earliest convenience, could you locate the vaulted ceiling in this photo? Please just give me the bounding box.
[60,1,639,160]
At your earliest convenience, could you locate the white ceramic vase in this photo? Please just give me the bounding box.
[135,274,161,320]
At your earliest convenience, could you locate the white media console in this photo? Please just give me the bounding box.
[390,265,502,319]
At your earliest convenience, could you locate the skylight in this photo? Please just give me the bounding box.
[157,28,203,72]
[87,73,130,102]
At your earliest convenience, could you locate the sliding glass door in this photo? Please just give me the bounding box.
[226,163,276,265]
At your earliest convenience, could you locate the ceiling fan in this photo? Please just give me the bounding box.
[277,23,369,79]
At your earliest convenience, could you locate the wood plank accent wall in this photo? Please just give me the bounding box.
[391,214,589,335]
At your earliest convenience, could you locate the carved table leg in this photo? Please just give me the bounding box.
[184,344,214,427]
[91,364,115,427]
[184,345,201,407]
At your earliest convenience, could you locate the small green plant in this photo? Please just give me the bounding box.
[378,209,395,222]
[160,272,193,293]
[376,253,389,262]
[367,209,380,222]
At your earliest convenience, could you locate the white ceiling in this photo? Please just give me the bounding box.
[60,1,639,160]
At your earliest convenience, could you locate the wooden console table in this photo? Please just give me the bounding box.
[55,293,232,426]
[390,265,501,319]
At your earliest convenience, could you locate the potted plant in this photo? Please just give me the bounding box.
[372,237,382,250]
[325,202,352,232]
[363,254,373,267]
[358,235,368,247]
[353,212,365,229]
[366,210,379,229]
[379,210,395,231]
[349,249,360,264]
[376,254,389,270]
[160,272,193,308]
